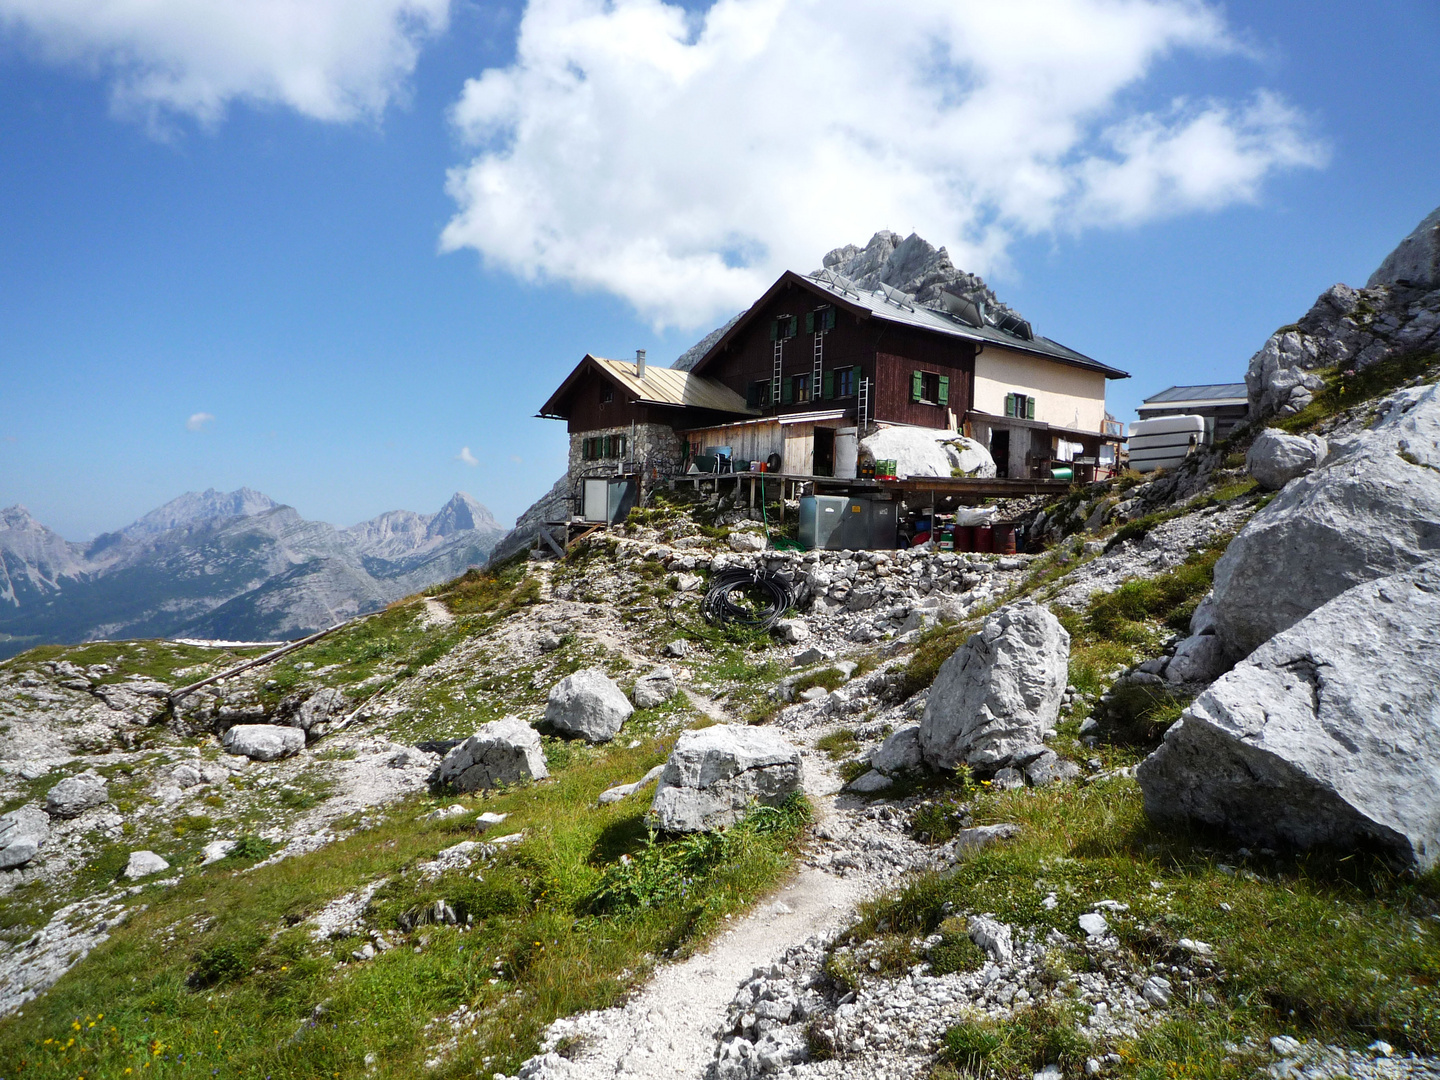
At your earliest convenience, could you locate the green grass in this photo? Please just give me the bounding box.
[0,736,810,1080]
[0,639,270,687]
[843,779,1440,1071]
[936,1001,1091,1079]
[1277,350,1439,434]
[815,729,860,761]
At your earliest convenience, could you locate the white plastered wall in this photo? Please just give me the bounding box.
[973,347,1108,433]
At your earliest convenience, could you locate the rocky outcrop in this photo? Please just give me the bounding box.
[1246,205,1440,420]
[1138,562,1440,869]
[222,724,306,761]
[44,774,108,818]
[123,851,170,879]
[919,602,1070,773]
[870,724,923,777]
[488,473,572,565]
[286,687,350,733]
[820,230,1020,322]
[0,807,50,869]
[436,716,548,791]
[631,667,678,709]
[1368,205,1440,291]
[650,725,802,833]
[1211,384,1440,659]
[545,669,634,743]
[1246,429,1327,490]
[858,427,995,480]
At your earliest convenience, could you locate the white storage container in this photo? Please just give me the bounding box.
[1127,414,1207,472]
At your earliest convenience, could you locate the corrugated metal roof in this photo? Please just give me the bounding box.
[801,273,1129,379]
[591,357,756,414]
[1141,383,1248,405]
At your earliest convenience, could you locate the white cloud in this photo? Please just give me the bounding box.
[456,446,479,466]
[0,0,451,125]
[186,411,214,432]
[441,0,1326,329]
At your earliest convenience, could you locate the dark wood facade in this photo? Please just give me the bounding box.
[692,276,974,428]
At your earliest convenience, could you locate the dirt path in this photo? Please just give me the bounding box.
[516,747,877,1080]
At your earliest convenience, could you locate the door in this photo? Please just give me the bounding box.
[582,478,608,522]
[990,429,1011,479]
[813,427,835,477]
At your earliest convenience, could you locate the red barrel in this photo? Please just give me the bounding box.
[975,526,994,553]
[956,525,976,552]
[992,524,1017,555]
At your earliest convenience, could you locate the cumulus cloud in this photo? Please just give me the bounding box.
[441,0,1326,328]
[456,446,479,466]
[186,412,214,432]
[0,0,451,125]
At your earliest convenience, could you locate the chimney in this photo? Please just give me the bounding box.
[636,349,646,380]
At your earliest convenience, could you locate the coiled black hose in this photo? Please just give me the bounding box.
[702,567,796,631]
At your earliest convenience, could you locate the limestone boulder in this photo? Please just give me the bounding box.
[289,687,349,733]
[222,724,306,761]
[1246,429,1327,490]
[1368,204,1440,290]
[728,530,767,553]
[650,725,802,833]
[859,427,996,479]
[438,716,548,791]
[124,850,170,880]
[1138,562,1440,869]
[632,667,678,709]
[919,602,1070,772]
[545,669,634,742]
[1163,633,1228,686]
[870,724,923,776]
[1212,384,1440,659]
[0,806,50,869]
[45,773,108,818]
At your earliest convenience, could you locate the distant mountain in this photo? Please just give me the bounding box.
[0,489,505,657]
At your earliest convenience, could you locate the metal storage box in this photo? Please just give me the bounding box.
[799,495,896,550]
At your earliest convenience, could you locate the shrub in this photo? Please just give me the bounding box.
[928,917,986,975]
[188,940,257,989]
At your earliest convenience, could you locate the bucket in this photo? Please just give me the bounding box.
[975,526,995,553]
[956,525,976,552]
[993,524,1017,555]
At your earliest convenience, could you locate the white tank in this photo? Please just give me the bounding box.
[1127,414,1207,472]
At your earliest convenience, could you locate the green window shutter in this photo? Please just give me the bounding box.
[937,375,950,405]
[1005,393,1016,417]
[1026,396,1036,420]
[804,311,815,334]
[824,308,836,331]
[911,370,923,402]
[770,319,779,342]
[781,377,794,404]
[822,370,834,399]
[746,382,758,408]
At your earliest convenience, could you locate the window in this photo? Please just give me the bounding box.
[600,387,614,403]
[781,373,809,405]
[746,380,772,408]
[804,306,836,333]
[1005,393,1036,420]
[909,369,950,406]
[581,434,627,460]
[821,366,856,399]
[770,315,799,341]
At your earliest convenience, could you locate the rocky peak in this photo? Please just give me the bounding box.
[821,230,1018,321]
[122,487,280,538]
[427,493,500,540]
[0,505,41,532]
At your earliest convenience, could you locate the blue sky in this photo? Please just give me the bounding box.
[1,0,1436,540]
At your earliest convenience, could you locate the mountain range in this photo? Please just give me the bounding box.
[0,489,504,657]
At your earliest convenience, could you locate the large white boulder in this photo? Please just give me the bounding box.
[0,806,50,869]
[859,427,996,479]
[1212,385,1440,659]
[1245,429,1327,490]
[919,602,1070,772]
[437,716,549,791]
[1139,562,1440,869]
[124,850,171,880]
[44,773,108,818]
[289,687,349,732]
[222,724,306,761]
[545,668,634,742]
[650,725,802,833]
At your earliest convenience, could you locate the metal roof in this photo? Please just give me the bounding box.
[538,354,756,419]
[801,273,1129,379]
[688,271,1127,380]
[1140,383,1248,406]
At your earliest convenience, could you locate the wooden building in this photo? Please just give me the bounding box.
[537,269,1128,514]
